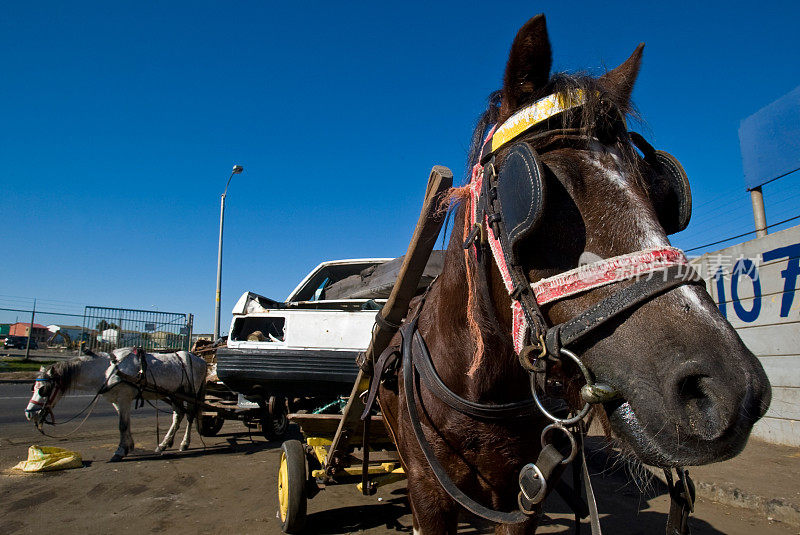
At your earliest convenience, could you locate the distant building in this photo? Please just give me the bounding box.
[9,323,49,344]
[0,324,10,337]
[97,329,141,346]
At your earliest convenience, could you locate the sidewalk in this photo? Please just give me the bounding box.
[0,371,38,383]
[586,432,800,528]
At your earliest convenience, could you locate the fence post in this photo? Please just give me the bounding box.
[186,314,194,351]
[24,299,36,362]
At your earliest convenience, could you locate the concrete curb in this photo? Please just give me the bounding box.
[697,480,800,527]
[645,467,800,528]
[645,454,800,527]
[582,438,800,528]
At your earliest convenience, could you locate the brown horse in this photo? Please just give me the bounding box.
[377,14,771,534]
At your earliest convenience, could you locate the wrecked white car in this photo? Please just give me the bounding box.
[215,254,443,401]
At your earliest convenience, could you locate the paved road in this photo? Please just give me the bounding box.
[0,383,795,535]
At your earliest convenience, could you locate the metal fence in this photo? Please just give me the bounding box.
[81,306,193,353]
[0,305,87,354]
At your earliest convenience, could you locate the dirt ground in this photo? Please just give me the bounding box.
[0,402,796,535]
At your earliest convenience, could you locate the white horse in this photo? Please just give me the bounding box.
[25,347,208,462]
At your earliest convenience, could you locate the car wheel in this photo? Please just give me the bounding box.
[198,415,225,436]
[262,397,289,441]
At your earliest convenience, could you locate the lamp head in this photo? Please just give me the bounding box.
[232,165,243,174]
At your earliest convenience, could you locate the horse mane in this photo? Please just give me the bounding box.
[45,357,90,394]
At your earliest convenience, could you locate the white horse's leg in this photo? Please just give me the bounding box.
[179,406,194,451]
[110,401,134,462]
[155,404,184,453]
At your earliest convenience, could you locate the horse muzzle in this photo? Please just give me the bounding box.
[25,404,47,424]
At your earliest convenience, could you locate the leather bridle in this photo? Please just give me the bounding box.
[463,92,702,373]
[370,90,700,533]
[27,366,108,437]
[27,376,59,427]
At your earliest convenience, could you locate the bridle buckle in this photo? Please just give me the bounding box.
[518,334,547,372]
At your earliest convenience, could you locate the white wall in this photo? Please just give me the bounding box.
[691,225,800,446]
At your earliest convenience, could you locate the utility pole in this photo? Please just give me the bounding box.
[750,186,768,238]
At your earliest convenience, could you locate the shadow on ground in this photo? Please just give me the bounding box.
[305,497,413,534]
[109,430,280,462]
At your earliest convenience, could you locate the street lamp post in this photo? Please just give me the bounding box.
[214,165,243,341]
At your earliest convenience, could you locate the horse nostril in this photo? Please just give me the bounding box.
[673,373,728,440]
[677,375,711,412]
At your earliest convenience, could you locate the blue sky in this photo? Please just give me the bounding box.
[2,1,799,334]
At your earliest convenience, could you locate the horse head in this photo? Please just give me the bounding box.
[25,365,64,425]
[465,14,770,467]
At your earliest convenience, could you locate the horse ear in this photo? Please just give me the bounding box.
[39,366,45,372]
[600,43,644,104]
[501,14,552,116]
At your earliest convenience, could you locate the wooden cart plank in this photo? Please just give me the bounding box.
[289,413,392,444]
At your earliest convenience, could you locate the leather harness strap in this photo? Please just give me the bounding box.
[360,344,400,420]
[400,314,599,525]
[409,327,536,420]
[580,436,603,535]
[544,265,703,356]
[401,316,530,525]
[665,469,696,535]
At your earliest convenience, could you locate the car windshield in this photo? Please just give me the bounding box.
[288,261,386,301]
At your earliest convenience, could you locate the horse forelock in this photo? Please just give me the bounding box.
[465,73,645,186]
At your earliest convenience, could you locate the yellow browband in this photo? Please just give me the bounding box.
[489,90,587,155]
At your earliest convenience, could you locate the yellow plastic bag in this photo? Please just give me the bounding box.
[13,445,83,472]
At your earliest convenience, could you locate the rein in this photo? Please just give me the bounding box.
[29,375,107,439]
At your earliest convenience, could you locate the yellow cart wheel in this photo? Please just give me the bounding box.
[278,440,307,533]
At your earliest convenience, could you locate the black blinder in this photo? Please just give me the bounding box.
[493,143,546,261]
[630,132,692,235]
[38,382,52,398]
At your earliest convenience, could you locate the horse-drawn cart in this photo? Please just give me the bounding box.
[274,166,453,531]
[195,381,290,439]
[190,340,290,440]
[185,169,451,452]
[278,410,404,528]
